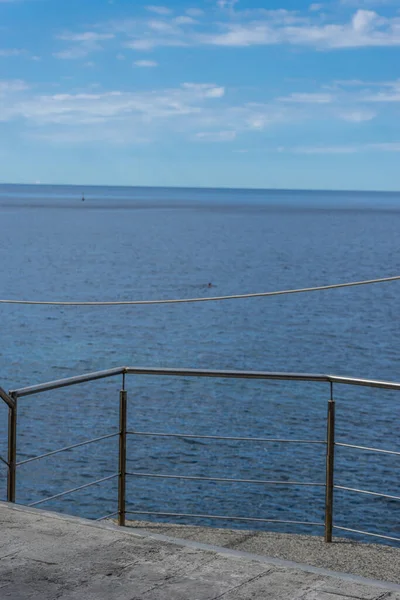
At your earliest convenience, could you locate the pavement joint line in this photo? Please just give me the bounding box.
[3,502,400,594]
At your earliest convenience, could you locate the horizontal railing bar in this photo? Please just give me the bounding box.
[95,512,119,521]
[125,367,400,390]
[126,510,323,527]
[336,442,400,456]
[125,367,330,383]
[10,366,400,397]
[335,486,400,501]
[127,431,326,444]
[0,455,9,467]
[28,474,118,507]
[328,375,400,391]
[127,471,325,487]
[10,367,125,398]
[333,526,400,543]
[17,432,119,466]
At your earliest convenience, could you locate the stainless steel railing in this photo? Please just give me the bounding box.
[2,367,399,543]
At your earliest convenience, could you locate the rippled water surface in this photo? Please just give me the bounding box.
[0,185,399,544]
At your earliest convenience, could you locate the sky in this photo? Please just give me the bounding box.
[1,0,400,190]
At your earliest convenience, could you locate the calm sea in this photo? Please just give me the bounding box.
[0,184,399,543]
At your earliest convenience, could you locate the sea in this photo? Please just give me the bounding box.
[0,184,399,544]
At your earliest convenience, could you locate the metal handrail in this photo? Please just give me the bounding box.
[0,386,15,409]
[10,366,400,397]
[10,367,125,397]
[4,366,400,545]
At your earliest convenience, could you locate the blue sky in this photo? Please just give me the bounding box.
[1,0,400,190]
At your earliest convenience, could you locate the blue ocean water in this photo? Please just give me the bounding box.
[0,184,399,543]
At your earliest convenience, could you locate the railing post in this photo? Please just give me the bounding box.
[118,390,127,526]
[7,396,17,503]
[325,383,335,542]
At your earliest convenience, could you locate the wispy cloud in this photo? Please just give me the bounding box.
[2,68,396,149]
[134,59,158,67]
[217,0,239,9]
[279,92,334,103]
[185,8,204,17]
[0,79,28,94]
[54,31,115,59]
[146,5,172,15]
[0,82,225,127]
[0,48,24,57]
[290,142,400,154]
[292,145,359,154]
[338,109,376,121]
[195,130,236,141]
[96,7,400,52]
[203,10,400,49]
[364,80,400,101]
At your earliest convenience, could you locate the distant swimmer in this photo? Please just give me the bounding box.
[82,192,85,202]
[207,282,213,288]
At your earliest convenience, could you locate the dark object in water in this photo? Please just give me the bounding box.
[208,282,212,288]
[82,192,85,202]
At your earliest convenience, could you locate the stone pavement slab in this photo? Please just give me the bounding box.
[1,503,399,600]
[126,519,400,584]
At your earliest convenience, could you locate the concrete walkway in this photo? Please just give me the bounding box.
[126,519,400,585]
[1,503,400,600]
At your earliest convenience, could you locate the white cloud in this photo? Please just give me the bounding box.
[113,7,400,50]
[309,3,323,10]
[54,48,89,59]
[340,0,396,5]
[204,10,400,49]
[338,109,376,121]
[279,92,334,103]
[364,80,400,101]
[217,0,239,9]
[54,31,115,60]
[58,32,115,42]
[290,142,400,154]
[174,16,197,25]
[195,130,237,141]
[0,48,23,57]
[186,8,204,17]
[1,82,225,126]
[134,60,158,67]
[125,37,187,51]
[146,5,172,15]
[292,145,359,154]
[181,83,225,98]
[351,9,378,33]
[0,79,28,94]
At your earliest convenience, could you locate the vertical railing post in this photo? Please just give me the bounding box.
[118,389,127,526]
[325,383,335,543]
[7,395,17,503]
